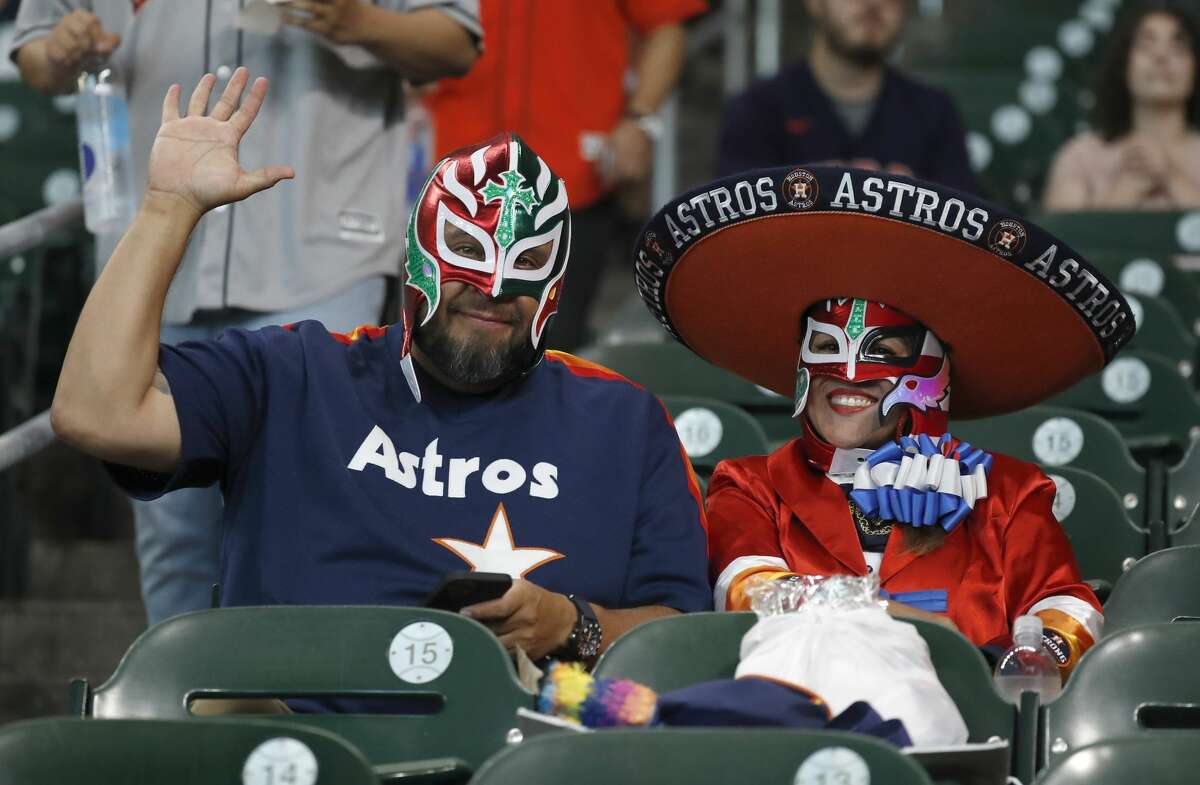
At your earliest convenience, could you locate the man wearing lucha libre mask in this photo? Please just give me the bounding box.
[53,74,710,671]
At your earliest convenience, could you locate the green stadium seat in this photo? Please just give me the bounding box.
[1122,294,1197,376]
[581,340,788,409]
[901,18,1068,71]
[660,395,770,489]
[1037,736,1200,785]
[472,728,934,785]
[592,612,1015,747]
[1042,465,1146,595]
[72,606,534,780]
[0,717,378,785]
[1102,546,1200,635]
[1047,350,1200,453]
[1036,210,1200,258]
[1166,437,1200,546]
[581,341,796,446]
[1088,251,1200,350]
[1039,623,1200,772]
[954,404,1148,521]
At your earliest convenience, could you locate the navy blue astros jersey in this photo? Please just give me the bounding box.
[113,321,712,613]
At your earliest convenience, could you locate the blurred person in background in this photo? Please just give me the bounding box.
[1043,1,1200,210]
[423,0,708,351]
[716,0,977,193]
[9,0,482,625]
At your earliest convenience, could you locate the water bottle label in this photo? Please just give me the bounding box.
[1041,629,1072,666]
[81,143,97,180]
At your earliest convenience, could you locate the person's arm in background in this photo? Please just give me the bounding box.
[282,0,479,80]
[52,69,293,472]
[13,8,121,96]
[1042,136,1094,211]
[607,1,707,185]
[608,22,689,185]
[1163,140,1200,206]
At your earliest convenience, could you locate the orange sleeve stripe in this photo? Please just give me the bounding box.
[727,567,797,611]
[1036,608,1096,679]
[543,351,644,388]
[285,323,389,345]
[654,399,707,530]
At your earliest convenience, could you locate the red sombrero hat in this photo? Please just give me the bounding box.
[634,166,1135,419]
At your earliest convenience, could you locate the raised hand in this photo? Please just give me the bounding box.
[146,68,294,219]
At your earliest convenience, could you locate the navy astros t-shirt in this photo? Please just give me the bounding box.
[116,321,712,614]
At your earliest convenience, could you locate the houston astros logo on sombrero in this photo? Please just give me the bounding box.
[782,167,819,210]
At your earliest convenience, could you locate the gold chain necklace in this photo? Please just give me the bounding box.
[848,498,893,536]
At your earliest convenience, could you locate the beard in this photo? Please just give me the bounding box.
[824,25,897,68]
[414,307,539,389]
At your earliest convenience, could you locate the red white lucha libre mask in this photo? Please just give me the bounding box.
[402,133,571,369]
[794,298,950,436]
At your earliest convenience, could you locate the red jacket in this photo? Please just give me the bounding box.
[707,439,1101,661]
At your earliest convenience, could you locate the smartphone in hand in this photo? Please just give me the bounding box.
[423,571,513,612]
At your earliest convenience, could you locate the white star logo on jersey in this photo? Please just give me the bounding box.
[434,503,564,578]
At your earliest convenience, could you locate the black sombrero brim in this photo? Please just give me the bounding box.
[634,166,1135,419]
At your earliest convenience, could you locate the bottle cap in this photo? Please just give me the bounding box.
[1013,614,1044,643]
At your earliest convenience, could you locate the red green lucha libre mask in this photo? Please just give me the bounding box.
[794,298,951,437]
[402,133,571,366]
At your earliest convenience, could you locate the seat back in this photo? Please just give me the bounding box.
[1102,546,1200,635]
[0,717,377,785]
[1048,350,1200,452]
[1042,466,1147,590]
[472,728,933,785]
[1167,440,1200,546]
[1038,735,1200,785]
[1123,294,1198,375]
[661,395,770,489]
[1088,251,1200,346]
[1036,210,1200,258]
[1041,623,1200,771]
[84,606,533,768]
[592,611,1014,745]
[953,405,1148,521]
[581,341,790,410]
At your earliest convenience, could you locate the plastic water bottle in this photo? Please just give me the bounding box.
[993,615,1062,704]
[76,67,134,235]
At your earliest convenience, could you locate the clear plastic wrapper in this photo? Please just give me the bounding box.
[744,573,884,618]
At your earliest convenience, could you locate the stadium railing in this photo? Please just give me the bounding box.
[0,199,83,597]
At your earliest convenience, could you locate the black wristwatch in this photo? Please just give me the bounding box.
[561,594,603,661]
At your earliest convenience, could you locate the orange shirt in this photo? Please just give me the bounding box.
[425,0,708,209]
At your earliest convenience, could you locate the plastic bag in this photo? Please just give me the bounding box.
[737,575,968,747]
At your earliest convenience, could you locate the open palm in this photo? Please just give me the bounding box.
[147,68,293,216]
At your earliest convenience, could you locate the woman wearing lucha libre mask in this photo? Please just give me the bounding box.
[634,164,1139,678]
